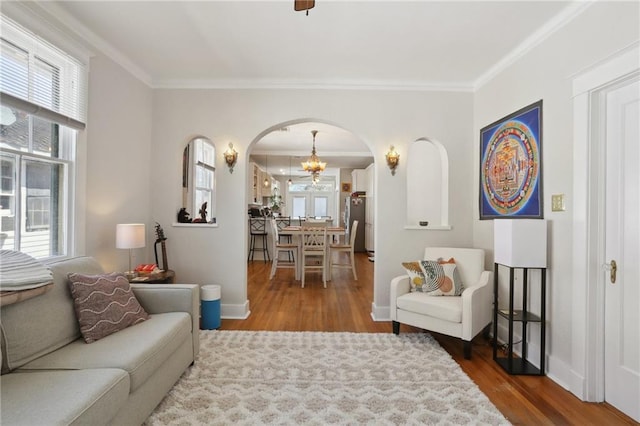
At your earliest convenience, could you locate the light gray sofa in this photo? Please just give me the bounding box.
[0,256,200,426]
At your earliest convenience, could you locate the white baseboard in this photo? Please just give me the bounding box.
[370,302,390,321]
[221,300,250,319]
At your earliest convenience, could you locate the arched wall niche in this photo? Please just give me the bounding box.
[405,137,451,230]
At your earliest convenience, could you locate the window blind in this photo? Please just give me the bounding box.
[0,15,87,130]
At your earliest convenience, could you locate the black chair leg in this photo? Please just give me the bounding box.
[463,340,472,359]
[392,321,400,335]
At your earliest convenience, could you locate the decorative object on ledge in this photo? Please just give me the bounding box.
[223,142,238,173]
[419,221,429,227]
[294,0,315,15]
[116,223,146,277]
[193,202,208,223]
[154,222,169,271]
[301,130,326,178]
[385,145,399,175]
[177,208,192,223]
[480,100,543,219]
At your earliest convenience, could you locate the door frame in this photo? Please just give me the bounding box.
[571,43,639,401]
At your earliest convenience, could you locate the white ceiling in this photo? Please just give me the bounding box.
[39,0,583,171]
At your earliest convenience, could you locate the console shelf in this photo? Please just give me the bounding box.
[492,263,546,376]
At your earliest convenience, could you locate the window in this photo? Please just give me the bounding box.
[0,16,86,258]
[182,137,216,222]
[287,179,335,220]
[0,111,72,258]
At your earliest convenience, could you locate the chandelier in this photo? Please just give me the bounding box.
[301,130,326,176]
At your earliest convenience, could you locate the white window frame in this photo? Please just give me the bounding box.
[0,14,84,259]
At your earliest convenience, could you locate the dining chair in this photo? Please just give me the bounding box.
[300,226,328,288]
[329,220,358,280]
[248,217,270,263]
[269,219,298,279]
[276,216,293,261]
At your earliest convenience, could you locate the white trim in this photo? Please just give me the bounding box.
[475,1,595,90]
[370,302,390,322]
[0,1,92,65]
[152,78,474,92]
[571,46,640,402]
[221,300,250,320]
[573,41,640,95]
[403,225,453,231]
[35,1,152,87]
[172,223,218,228]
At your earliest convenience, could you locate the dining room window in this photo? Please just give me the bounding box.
[287,179,335,219]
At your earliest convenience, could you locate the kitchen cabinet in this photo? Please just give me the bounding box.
[249,163,274,203]
[351,169,367,192]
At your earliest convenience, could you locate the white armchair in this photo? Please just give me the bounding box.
[390,247,492,359]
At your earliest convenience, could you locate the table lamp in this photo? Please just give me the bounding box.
[116,223,146,277]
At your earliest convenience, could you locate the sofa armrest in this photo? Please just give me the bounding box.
[131,283,200,358]
[390,275,411,321]
[460,270,493,341]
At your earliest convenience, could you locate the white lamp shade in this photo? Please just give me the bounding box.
[116,224,146,249]
[494,219,547,268]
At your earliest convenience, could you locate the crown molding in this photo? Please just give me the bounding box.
[151,78,474,92]
[27,0,595,93]
[1,1,92,64]
[35,1,152,87]
[473,1,595,90]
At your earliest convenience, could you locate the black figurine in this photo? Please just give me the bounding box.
[177,208,192,223]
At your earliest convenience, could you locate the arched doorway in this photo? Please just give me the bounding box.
[245,119,376,327]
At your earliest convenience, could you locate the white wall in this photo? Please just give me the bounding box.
[149,89,475,318]
[84,54,154,271]
[473,1,639,391]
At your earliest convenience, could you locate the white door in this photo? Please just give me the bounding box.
[603,78,640,422]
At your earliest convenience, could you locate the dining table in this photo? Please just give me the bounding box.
[279,225,346,281]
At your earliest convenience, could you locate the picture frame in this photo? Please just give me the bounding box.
[479,100,543,219]
[341,182,352,193]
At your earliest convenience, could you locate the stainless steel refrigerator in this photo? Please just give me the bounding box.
[344,194,366,252]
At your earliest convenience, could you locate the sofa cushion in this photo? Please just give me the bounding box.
[401,261,426,292]
[1,256,104,372]
[68,272,150,343]
[396,292,463,323]
[418,259,464,296]
[18,312,192,393]
[0,368,129,426]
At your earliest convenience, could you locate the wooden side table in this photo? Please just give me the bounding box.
[129,270,175,284]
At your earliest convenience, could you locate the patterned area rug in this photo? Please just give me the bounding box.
[145,331,510,425]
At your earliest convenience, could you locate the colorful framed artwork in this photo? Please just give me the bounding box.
[479,100,543,219]
[341,182,352,193]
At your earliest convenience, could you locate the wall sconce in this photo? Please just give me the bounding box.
[385,145,399,176]
[223,143,238,173]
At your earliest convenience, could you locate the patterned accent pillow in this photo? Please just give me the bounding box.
[418,258,464,296]
[68,272,149,343]
[401,261,426,292]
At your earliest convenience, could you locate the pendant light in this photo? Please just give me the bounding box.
[301,130,326,177]
[287,156,293,186]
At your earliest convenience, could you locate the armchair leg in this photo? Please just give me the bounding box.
[392,321,400,335]
[482,324,492,340]
[463,340,472,359]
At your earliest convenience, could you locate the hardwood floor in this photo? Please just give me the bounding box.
[221,252,637,425]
